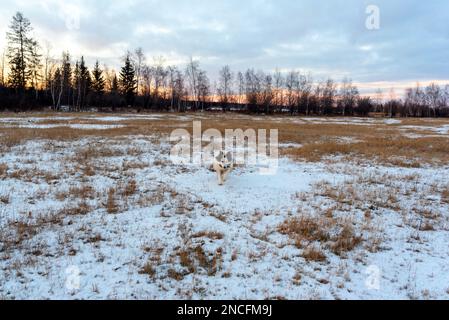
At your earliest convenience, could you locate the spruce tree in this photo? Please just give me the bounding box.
[120,54,137,106]
[110,73,119,111]
[73,61,80,110]
[111,74,119,94]
[61,52,72,108]
[91,61,105,95]
[73,56,90,110]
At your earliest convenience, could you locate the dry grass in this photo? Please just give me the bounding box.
[278,216,330,246]
[209,210,228,222]
[329,224,362,255]
[69,185,95,200]
[7,167,60,183]
[167,268,185,281]
[55,184,95,201]
[279,215,363,259]
[195,246,223,276]
[123,161,148,171]
[0,125,137,151]
[1,113,448,167]
[9,169,30,181]
[86,233,104,244]
[0,163,7,178]
[82,164,96,177]
[441,188,449,204]
[176,245,223,276]
[302,245,327,262]
[60,201,92,216]
[179,249,195,273]
[285,135,448,166]
[194,117,449,166]
[292,271,302,285]
[192,231,224,240]
[122,179,137,197]
[137,183,175,209]
[106,188,118,214]
[139,262,156,278]
[2,221,37,249]
[74,145,126,162]
[0,209,71,252]
[318,178,402,212]
[0,193,10,204]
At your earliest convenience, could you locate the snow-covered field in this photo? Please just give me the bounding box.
[0,113,448,300]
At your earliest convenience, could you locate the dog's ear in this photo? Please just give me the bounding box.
[226,151,233,163]
[215,150,223,161]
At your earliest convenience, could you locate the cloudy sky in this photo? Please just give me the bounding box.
[1,0,448,95]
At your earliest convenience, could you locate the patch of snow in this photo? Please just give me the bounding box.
[384,119,402,125]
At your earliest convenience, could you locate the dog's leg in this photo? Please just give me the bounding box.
[217,171,224,185]
[223,169,230,182]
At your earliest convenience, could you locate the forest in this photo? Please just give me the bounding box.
[1,11,449,117]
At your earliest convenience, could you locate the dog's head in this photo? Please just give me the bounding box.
[215,151,233,170]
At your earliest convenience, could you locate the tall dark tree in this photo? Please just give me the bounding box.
[6,12,39,91]
[90,60,105,108]
[111,74,119,94]
[61,52,72,108]
[120,53,137,106]
[91,60,105,95]
[29,39,42,99]
[109,73,120,111]
[73,56,90,111]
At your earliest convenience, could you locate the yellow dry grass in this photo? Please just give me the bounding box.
[278,215,363,258]
[1,112,449,167]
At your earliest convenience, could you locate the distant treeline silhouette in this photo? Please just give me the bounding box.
[1,12,449,117]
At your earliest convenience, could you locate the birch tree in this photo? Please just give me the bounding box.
[273,68,284,109]
[133,47,145,96]
[339,77,359,116]
[186,58,200,110]
[218,65,233,111]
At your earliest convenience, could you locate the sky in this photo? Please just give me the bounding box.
[1,0,448,95]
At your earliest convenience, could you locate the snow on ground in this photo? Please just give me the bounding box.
[2,114,449,139]
[1,124,126,130]
[283,117,402,126]
[0,115,449,300]
[400,125,449,137]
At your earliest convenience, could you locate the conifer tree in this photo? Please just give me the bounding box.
[91,61,105,95]
[6,12,39,91]
[61,52,72,108]
[111,74,119,94]
[120,53,137,106]
[73,56,90,110]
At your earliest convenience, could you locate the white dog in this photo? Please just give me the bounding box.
[213,151,234,185]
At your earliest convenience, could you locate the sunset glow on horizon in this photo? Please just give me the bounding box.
[1,0,448,97]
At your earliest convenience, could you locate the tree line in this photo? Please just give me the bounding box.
[1,12,449,117]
